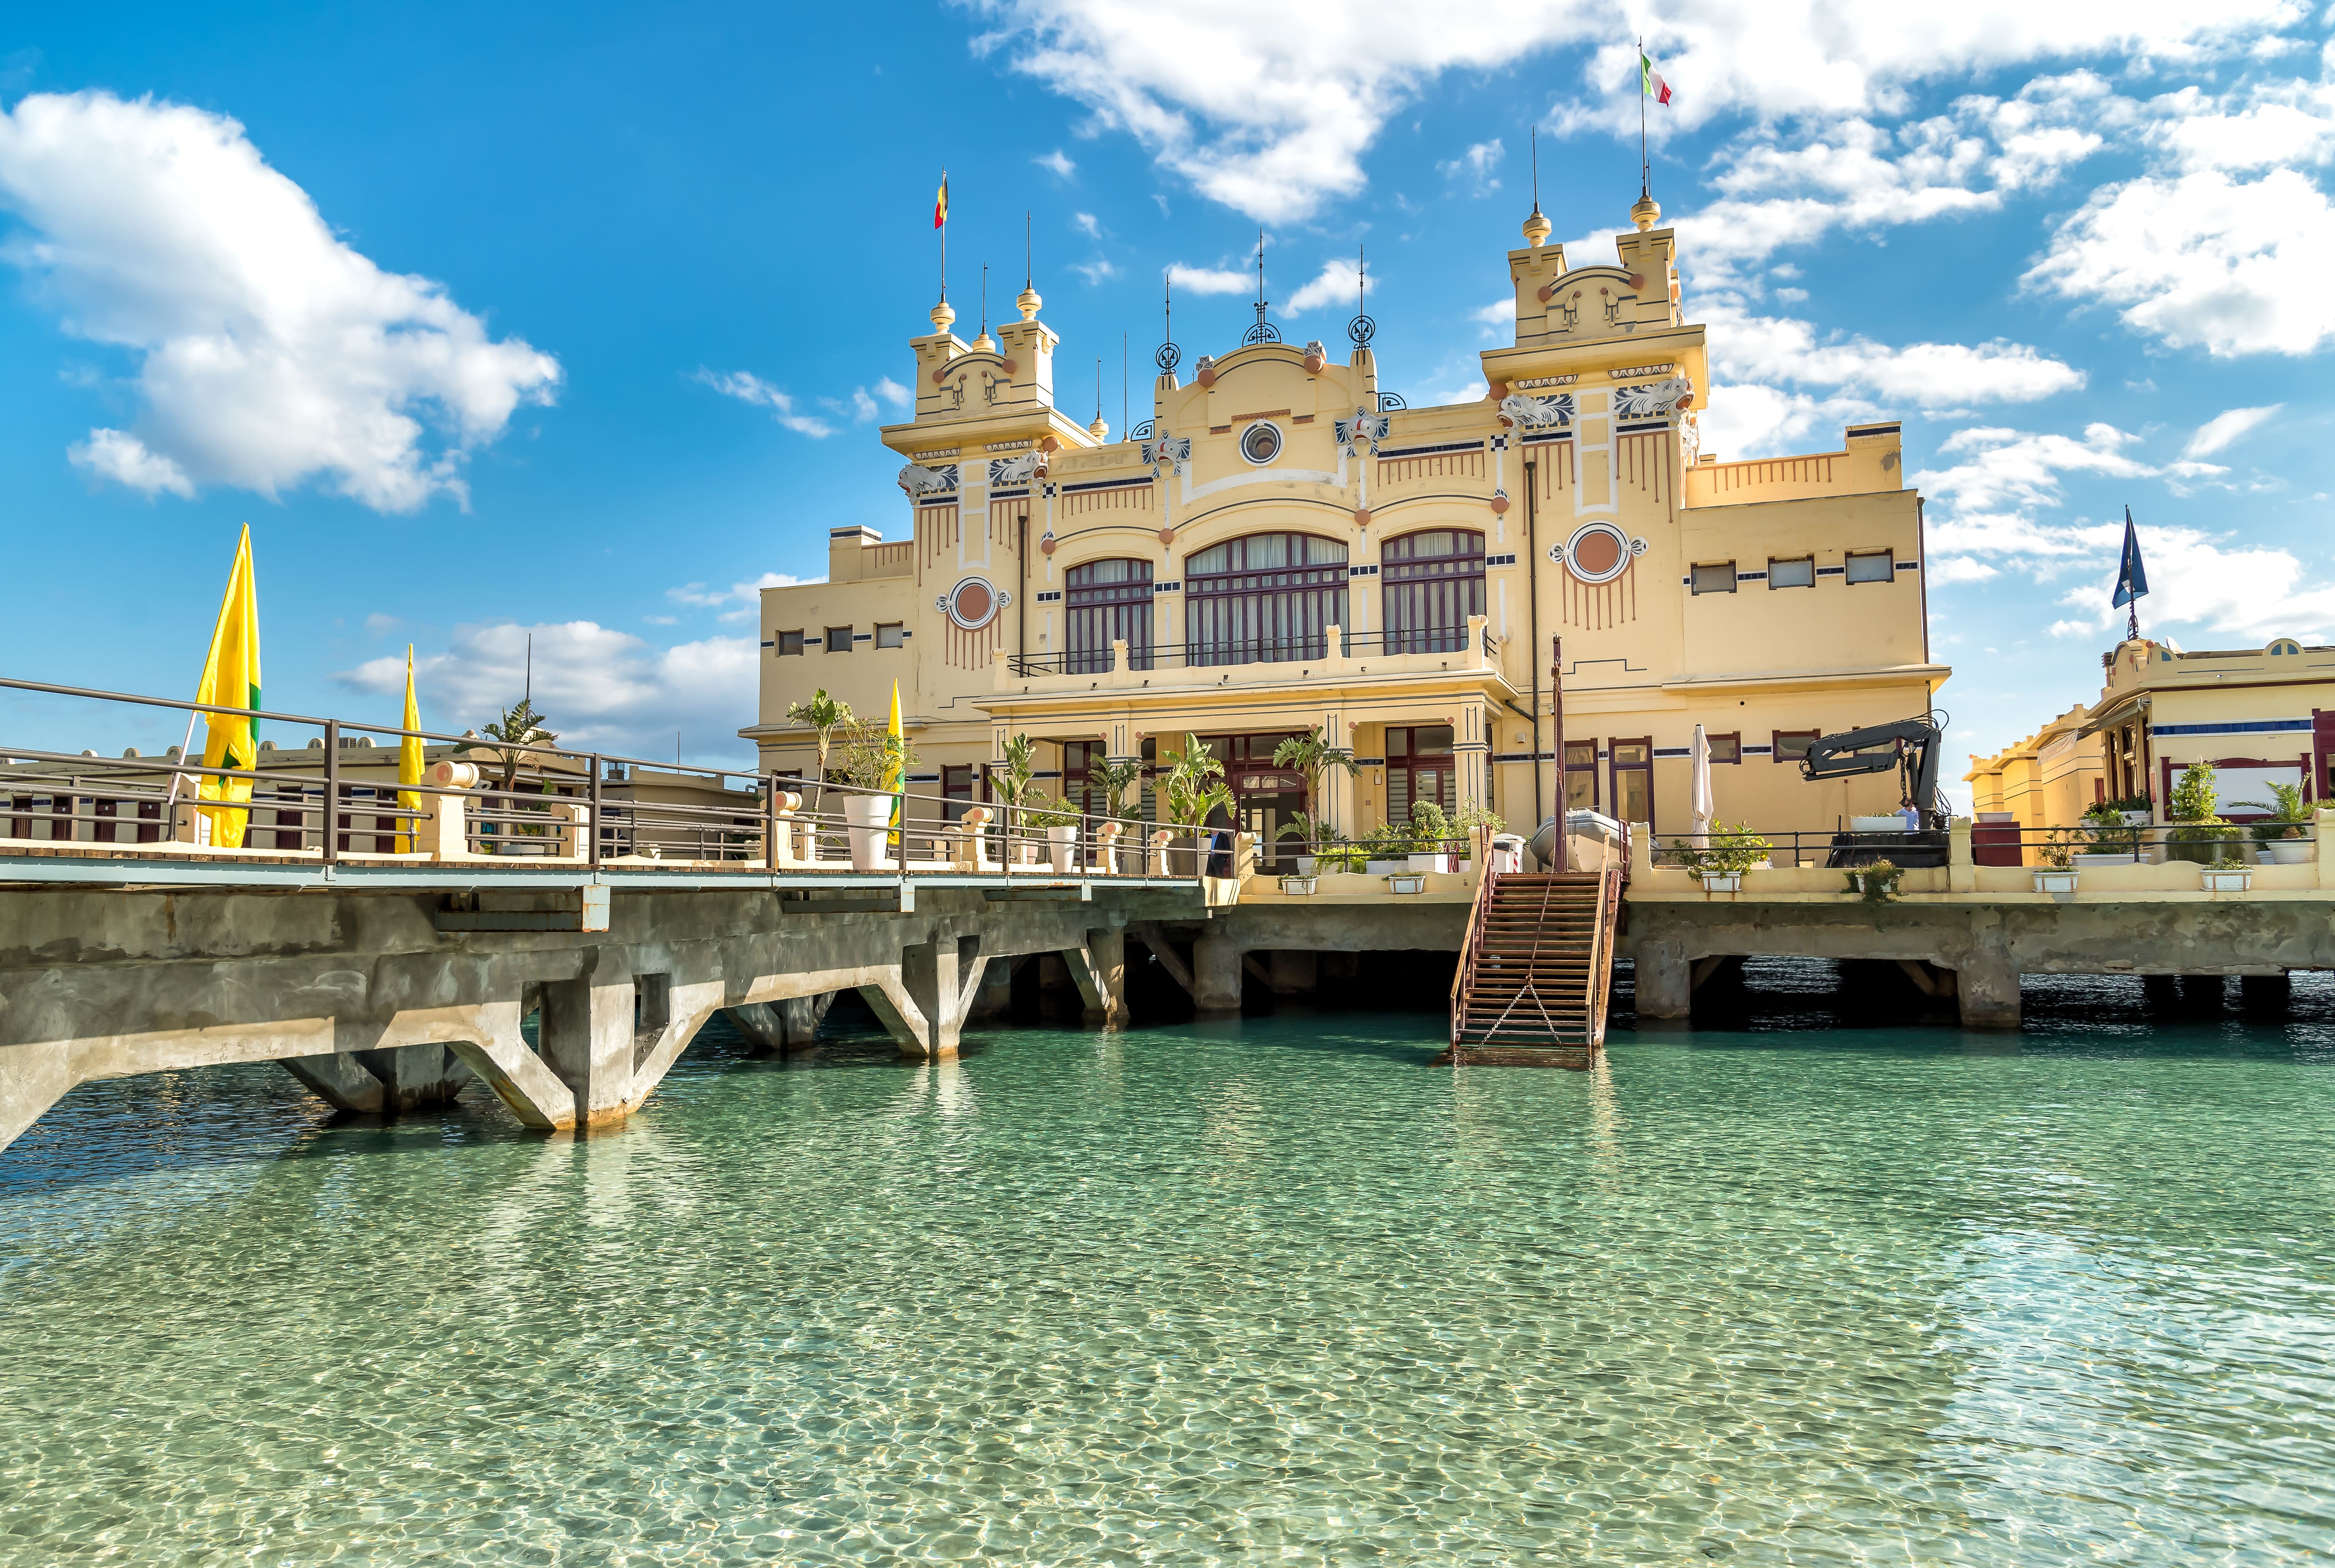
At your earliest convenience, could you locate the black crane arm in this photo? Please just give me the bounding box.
[1799,712,1948,826]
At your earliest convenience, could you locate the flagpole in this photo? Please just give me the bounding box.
[1639,36,1649,196]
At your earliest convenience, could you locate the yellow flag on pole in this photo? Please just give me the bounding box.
[397,646,424,853]
[192,525,262,848]
[885,680,905,846]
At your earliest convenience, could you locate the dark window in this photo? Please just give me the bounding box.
[876,623,905,649]
[1690,561,1736,595]
[1564,740,1598,813]
[825,626,852,653]
[1381,529,1486,655]
[1768,556,1814,589]
[1774,730,1820,763]
[1386,725,1455,830]
[1185,532,1347,667]
[775,630,805,656]
[941,764,975,822]
[1707,731,1741,764]
[1610,737,1653,828]
[1845,550,1893,584]
[1066,558,1154,673]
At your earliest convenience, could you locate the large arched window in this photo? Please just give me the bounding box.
[1381,528,1485,655]
[1065,558,1153,673]
[1184,532,1348,667]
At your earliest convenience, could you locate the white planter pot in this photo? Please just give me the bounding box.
[2203,867,2254,892]
[1406,852,1454,874]
[1384,873,1427,895]
[842,795,893,871]
[1364,858,1409,875]
[1294,855,1319,877]
[2119,811,2152,826]
[2032,868,2079,893]
[2073,853,2136,868]
[1699,871,1742,893]
[2269,840,2313,865]
[1279,875,1319,896]
[1047,824,1080,874]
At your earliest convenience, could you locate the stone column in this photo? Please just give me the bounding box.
[1956,949,2021,1030]
[540,964,638,1127]
[1190,935,1243,1015]
[1267,950,1317,995]
[1076,926,1129,1024]
[1634,941,1691,1019]
[2240,972,2292,1015]
[897,936,965,1060]
[353,1043,470,1112]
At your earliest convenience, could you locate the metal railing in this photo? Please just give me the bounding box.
[0,673,1221,883]
[1643,818,2322,872]
[1004,624,1499,678]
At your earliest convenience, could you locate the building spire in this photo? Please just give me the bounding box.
[1243,228,1280,345]
[1522,126,1552,247]
[1016,209,1041,320]
[1632,41,1662,231]
[974,264,995,351]
[1089,356,1108,440]
[1156,270,1181,376]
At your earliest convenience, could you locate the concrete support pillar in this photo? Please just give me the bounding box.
[354,1043,471,1111]
[968,959,1014,1021]
[1634,941,1691,1019]
[281,1052,388,1114]
[540,966,637,1127]
[1190,935,1243,1016]
[2240,972,2292,1016]
[892,935,984,1059]
[2143,974,2179,1012]
[1956,950,2021,1030]
[1066,927,1129,1025]
[726,994,833,1055]
[2177,974,2228,1016]
[0,1043,77,1155]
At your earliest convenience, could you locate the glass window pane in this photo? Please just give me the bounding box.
[876,623,905,648]
[1616,770,1651,825]
[1565,769,1596,812]
[1708,733,1741,763]
[1565,742,1596,768]
[1691,562,1736,594]
[1768,556,1815,589]
[1415,726,1454,754]
[1846,550,1893,584]
[826,627,852,652]
[1386,729,1409,757]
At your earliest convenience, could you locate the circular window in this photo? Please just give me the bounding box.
[1239,422,1283,465]
[945,577,999,630]
[1564,523,1632,584]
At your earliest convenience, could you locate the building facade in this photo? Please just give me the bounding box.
[745,197,1947,857]
[1969,636,2335,825]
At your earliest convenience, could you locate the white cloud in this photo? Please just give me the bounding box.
[2185,404,2283,457]
[1925,556,2001,584]
[364,612,402,636]
[1073,257,1120,283]
[1702,301,2085,407]
[1697,384,1880,464]
[1034,147,1077,177]
[971,0,2301,220]
[1916,422,2165,517]
[1167,261,1251,294]
[2026,166,2335,355]
[872,375,912,412]
[1284,257,1367,315]
[694,368,836,437]
[1072,211,1102,237]
[668,571,817,623]
[1470,297,1517,337]
[338,621,763,763]
[2047,525,2335,643]
[1437,137,1502,192]
[0,91,560,511]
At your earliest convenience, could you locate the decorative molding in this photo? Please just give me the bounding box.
[898,462,959,497]
[1613,374,1694,419]
[1332,407,1391,457]
[1497,392,1574,429]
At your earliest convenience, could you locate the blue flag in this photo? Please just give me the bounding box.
[2112,506,2149,609]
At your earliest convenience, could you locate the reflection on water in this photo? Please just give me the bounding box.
[3,969,2333,1564]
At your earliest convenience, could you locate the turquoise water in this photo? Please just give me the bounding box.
[5,969,2335,1565]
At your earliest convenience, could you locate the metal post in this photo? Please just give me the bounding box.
[1550,636,1565,837]
[589,755,602,870]
[323,719,340,863]
[764,771,779,873]
[1524,458,1541,831]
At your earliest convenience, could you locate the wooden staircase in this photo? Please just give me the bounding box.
[1440,866,1623,1068]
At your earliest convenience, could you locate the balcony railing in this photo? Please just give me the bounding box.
[1006,624,1498,678]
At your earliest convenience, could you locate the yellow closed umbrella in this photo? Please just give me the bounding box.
[397,647,424,852]
[884,681,905,848]
[191,525,262,848]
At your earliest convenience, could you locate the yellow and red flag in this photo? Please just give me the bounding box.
[933,172,948,230]
[192,525,262,848]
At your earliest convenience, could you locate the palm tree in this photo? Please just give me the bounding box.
[989,733,1039,852]
[783,689,853,801]
[1160,733,1232,831]
[1271,725,1359,852]
[479,697,556,793]
[1091,754,1148,827]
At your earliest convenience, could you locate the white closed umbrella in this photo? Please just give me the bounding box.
[1690,722,1715,847]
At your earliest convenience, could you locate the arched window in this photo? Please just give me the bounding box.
[1381,529,1485,654]
[1065,558,1153,673]
[1184,532,1348,667]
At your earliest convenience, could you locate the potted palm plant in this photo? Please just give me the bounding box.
[830,719,918,871]
[2031,831,2079,893]
[1159,733,1233,877]
[2233,781,2311,865]
[1022,791,1083,873]
[1271,726,1359,867]
[2166,762,2248,886]
[782,689,852,806]
[2074,802,2138,867]
[987,733,1040,865]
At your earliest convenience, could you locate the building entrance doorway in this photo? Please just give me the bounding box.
[1198,732,1306,872]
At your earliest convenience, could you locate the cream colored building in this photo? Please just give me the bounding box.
[745,195,1947,860]
[1970,636,2335,824]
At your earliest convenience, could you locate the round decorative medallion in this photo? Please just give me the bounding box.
[1563,523,1632,585]
[1039,534,1056,555]
[1353,506,1371,528]
[1239,421,1283,465]
[945,577,999,630]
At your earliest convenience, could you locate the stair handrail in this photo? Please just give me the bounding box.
[1586,864,1623,1050]
[1448,825,1498,1052]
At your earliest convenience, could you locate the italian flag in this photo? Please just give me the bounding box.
[1641,53,1672,105]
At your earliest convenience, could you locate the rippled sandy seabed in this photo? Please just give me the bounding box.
[4,966,2334,1565]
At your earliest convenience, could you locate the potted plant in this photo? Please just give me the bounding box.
[1277,811,1328,874]
[2030,832,2079,893]
[1405,800,1458,873]
[1362,821,1415,875]
[1682,822,1770,892]
[1159,733,1233,877]
[1022,792,1083,872]
[1278,867,1320,895]
[1844,858,1907,900]
[1384,868,1428,894]
[2166,762,2245,871]
[2232,780,2311,865]
[1271,726,1360,866]
[781,689,853,806]
[2074,803,2139,867]
[987,733,1040,865]
[830,719,919,871]
[2103,794,2152,826]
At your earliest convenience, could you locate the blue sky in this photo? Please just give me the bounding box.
[2,3,2332,787]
